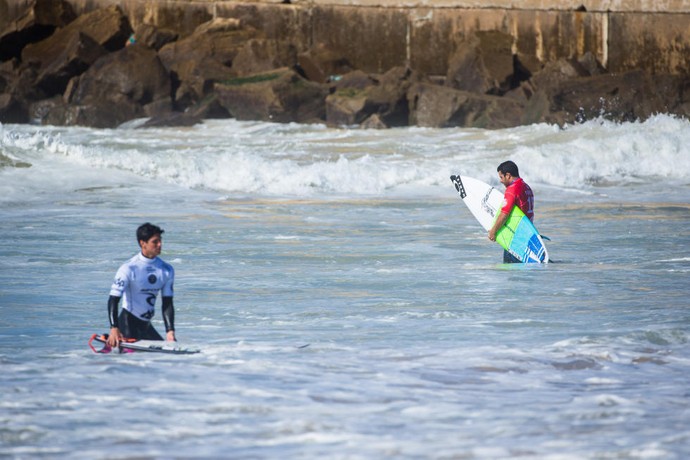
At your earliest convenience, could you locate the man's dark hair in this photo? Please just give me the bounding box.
[137,223,164,243]
[497,160,520,177]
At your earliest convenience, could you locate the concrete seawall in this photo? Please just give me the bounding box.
[5,0,688,76]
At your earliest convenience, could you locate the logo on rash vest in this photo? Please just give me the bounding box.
[145,292,156,307]
[148,274,157,284]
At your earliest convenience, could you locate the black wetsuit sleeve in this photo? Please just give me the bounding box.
[162,296,175,332]
[108,295,121,327]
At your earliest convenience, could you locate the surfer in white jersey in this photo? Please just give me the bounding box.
[106,223,176,348]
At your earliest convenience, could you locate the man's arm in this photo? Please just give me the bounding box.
[490,186,517,241]
[107,295,124,347]
[162,296,176,341]
[489,211,509,241]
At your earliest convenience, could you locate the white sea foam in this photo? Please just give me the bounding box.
[2,115,690,201]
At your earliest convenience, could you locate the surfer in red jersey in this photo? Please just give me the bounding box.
[488,161,534,263]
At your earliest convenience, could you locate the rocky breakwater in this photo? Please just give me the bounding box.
[1,0,689,129]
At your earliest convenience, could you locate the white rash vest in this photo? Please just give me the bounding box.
[109,252,175,322]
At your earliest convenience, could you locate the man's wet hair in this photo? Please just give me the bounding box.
[137,223,164,243]
[497,161,520,177]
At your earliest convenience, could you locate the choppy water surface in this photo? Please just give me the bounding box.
[1,116,689,459]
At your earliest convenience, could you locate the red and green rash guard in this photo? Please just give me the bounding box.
[501,177,534,221]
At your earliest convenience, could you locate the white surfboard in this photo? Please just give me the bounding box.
[450,175,503,231]
[88,334,201,354]
[450,175,548,263]
[118,339,201,354]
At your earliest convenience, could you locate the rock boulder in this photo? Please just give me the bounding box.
[297,44,354,84]
[215,67,328,123]
[549,70,667,123]
[446,31,516,96]
[232,39,298,77]
[0,0,76,62]
[0,92,28,123]
[325,67,417,127]
[159,18,261,110]
[22,31,107,97]
[131,23,178,51]
[409,82,526,129]
[49,44,171,128]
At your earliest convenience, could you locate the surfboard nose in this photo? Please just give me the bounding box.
[450,175,466,197]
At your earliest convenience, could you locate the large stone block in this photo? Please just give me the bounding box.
[22,30,107,96]
[549,70,670,123]
[216,3,311,42]
[158,18,261,109]
[215,67,328,123]
[0,0,76,61]
[57,44,171,127]
[608,13,690,75]
[310,6,408,73]
[408,82,525,128]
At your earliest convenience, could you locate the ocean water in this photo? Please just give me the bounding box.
[1,116,689,459]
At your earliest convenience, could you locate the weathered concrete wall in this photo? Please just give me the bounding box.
[3,0,690,75]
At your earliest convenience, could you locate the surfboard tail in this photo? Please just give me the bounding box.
[495,206,549,264]
[88,333,143,354]
[88,333,112,354]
